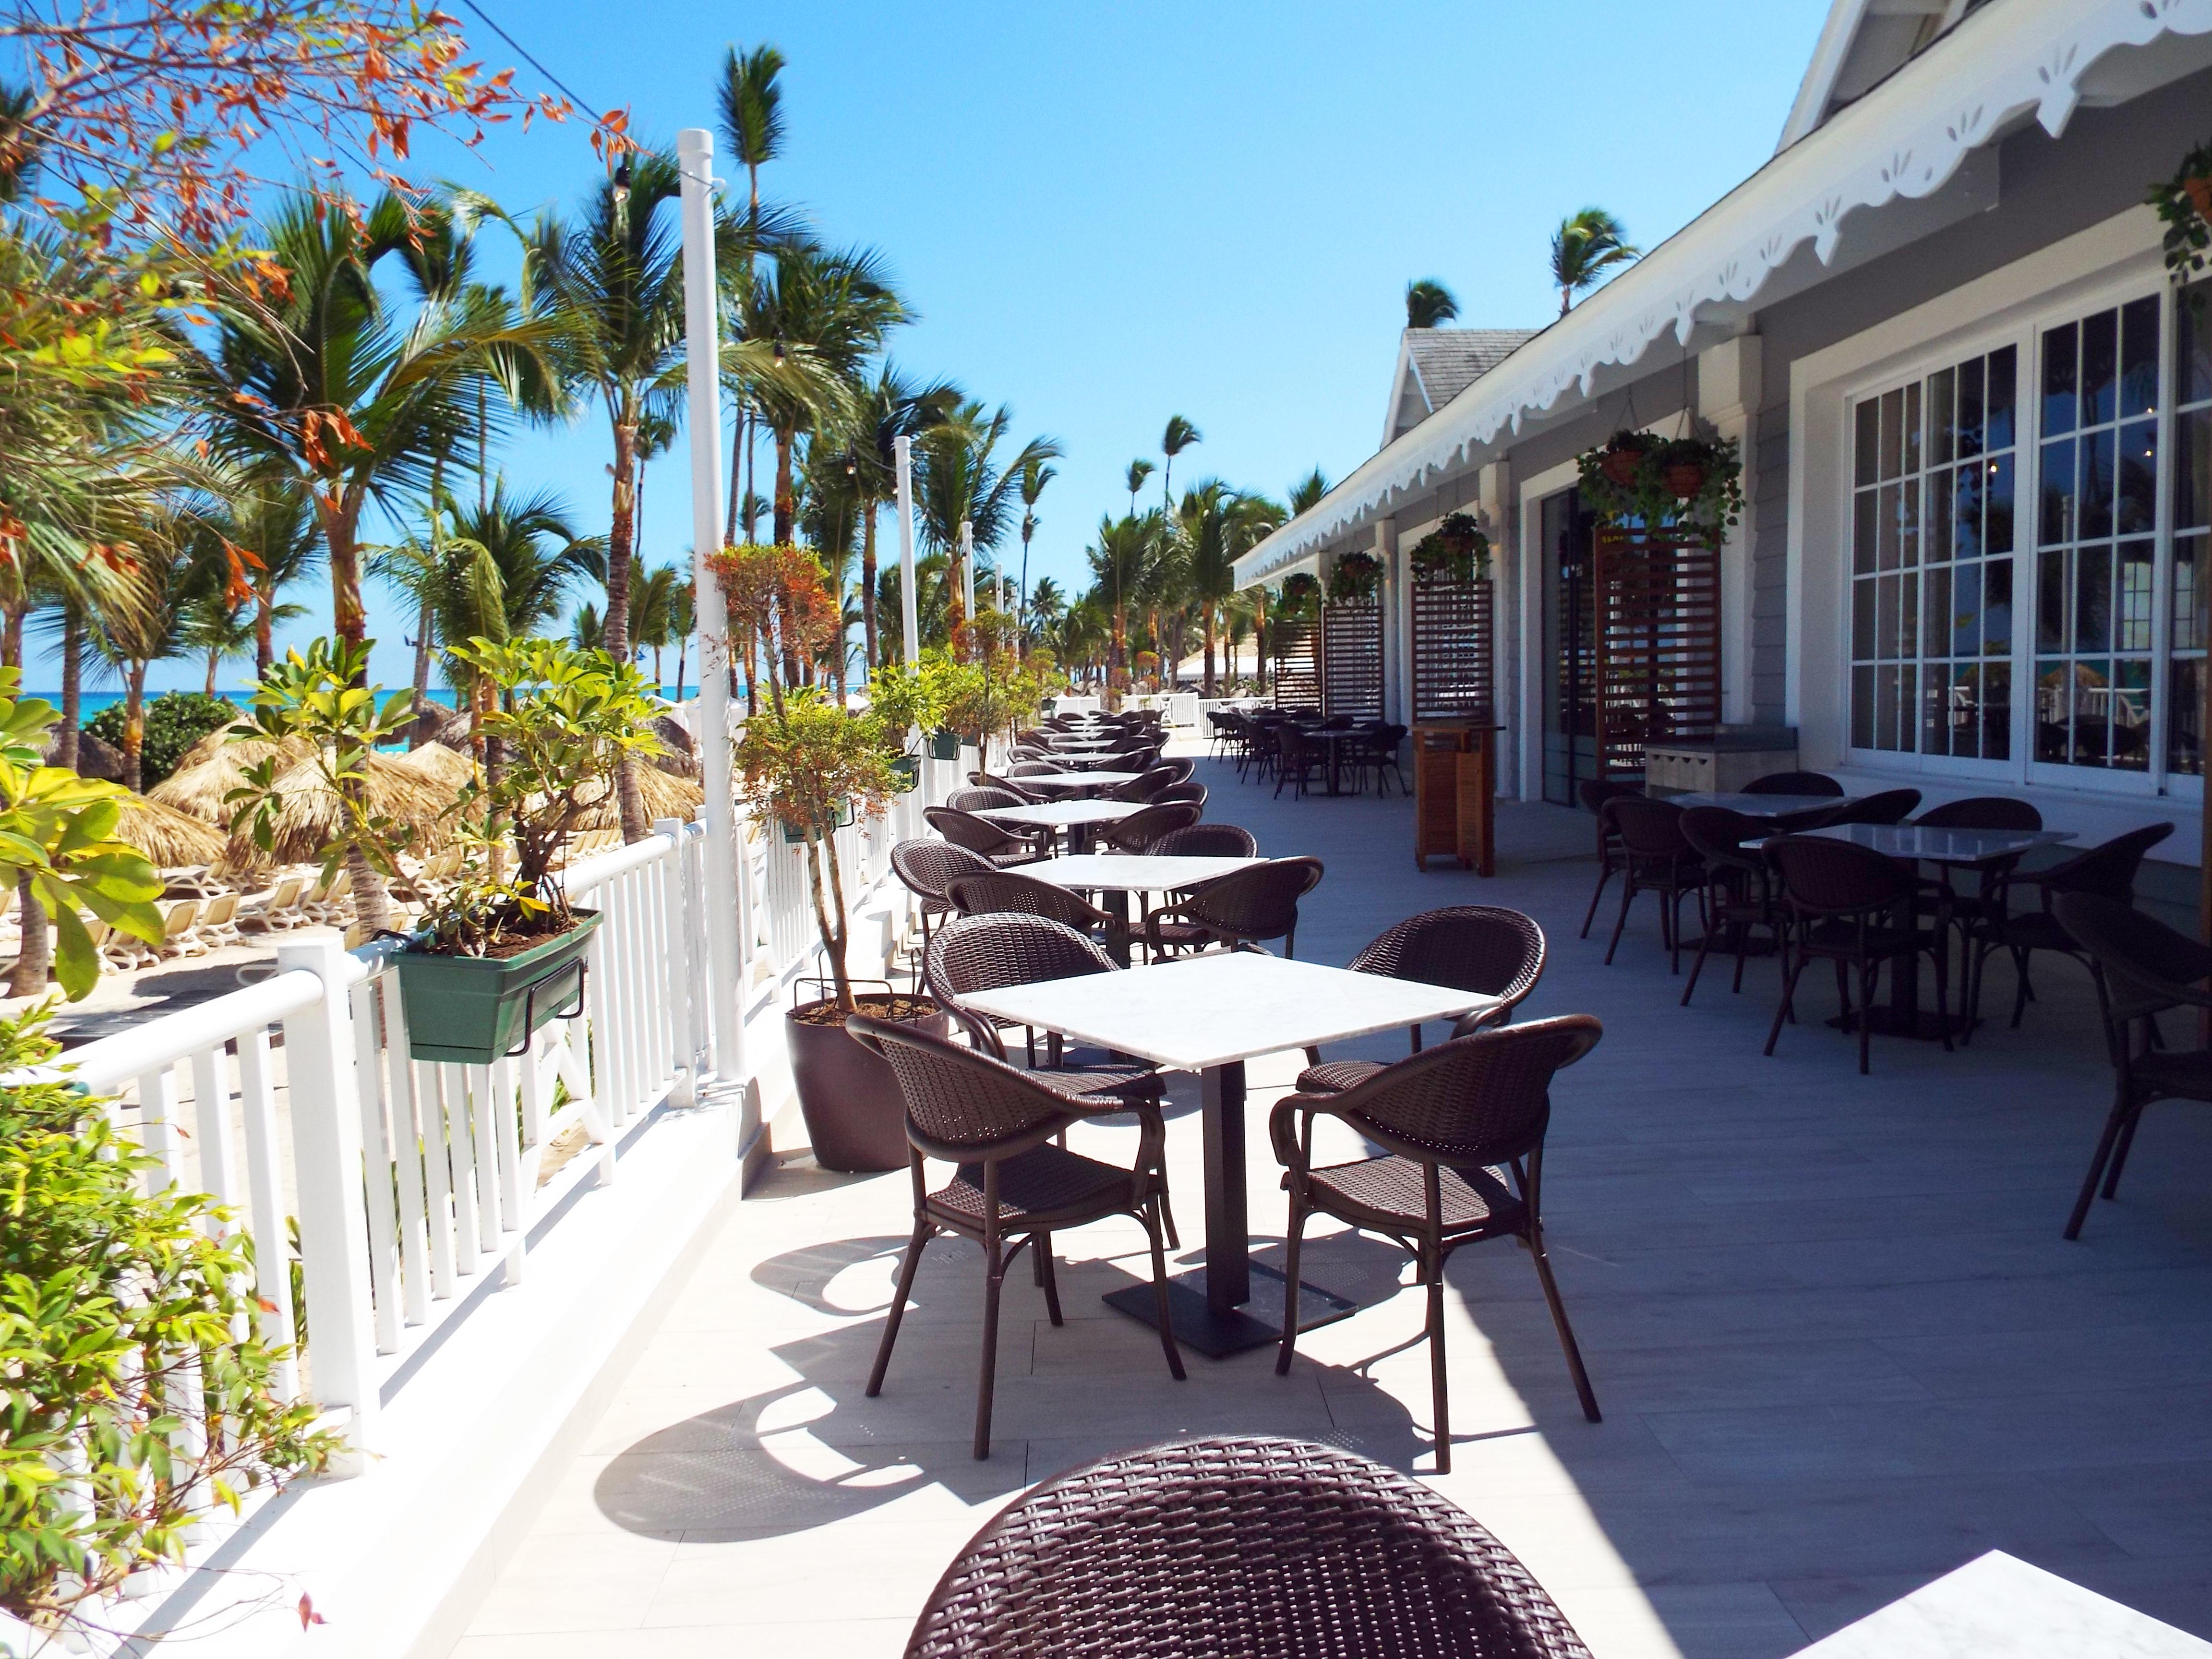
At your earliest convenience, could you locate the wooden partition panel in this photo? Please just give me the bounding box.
[1272,620,1320,709]
[1321,602,1383,720]
[1410,577,1494,721]
[1593,526,1721,782]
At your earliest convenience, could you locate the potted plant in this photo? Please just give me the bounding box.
[1327,550,1382,604]
[1410,513,1491,585]
[1279,571,1322,617]
[387,638,664,1065]
[2152,138,2212,284]
[1575,424,1744,537]
[715,542,947,1172]
[1596,429,1657,487]
[866,660,943,791]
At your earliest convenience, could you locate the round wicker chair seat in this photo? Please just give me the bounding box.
[907,1435,1590,1659]
[1306,1156,1524,1236]
[1294,1058,1384,1094]
[931,1145,1138,1229]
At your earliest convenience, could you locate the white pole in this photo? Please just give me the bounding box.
[894,434,919,666]
[960,520,975,625]
[676,128,746,1096]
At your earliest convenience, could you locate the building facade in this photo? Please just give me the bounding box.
[1234,0,2212,868]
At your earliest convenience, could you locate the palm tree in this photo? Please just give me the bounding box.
[205,192,564,652]
[1406,278,1459,328]
[914,402,1061,643]
[845,364,962,670]
[1124,458,1154,517]
[1551,207,1640,315]
[1085,511,1161,685]
[1025,575,1065,643]
[91,527,208,791]
[1015,455,1053,651]
[1289,467,1329,514]
[1179,481,1286,696]
[180,592,273,695]
[1160,415,1200,510]
[718,41,788,542]
[629,563,689,693]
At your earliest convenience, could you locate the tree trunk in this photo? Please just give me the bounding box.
[804,830,854,1014]
[121,662,148,792]
[726,407,747,545]
[345,840,391,935]
[255,585,276,677]
[0,598,22,670]
[58,608,80,770]
[674,637,687,702]
[743,424,760,542]
[409,597,434,746]
[6,871,48,997]
[605,413,647,842]
[772,426,796,547]
[326,497,368,653]
[1203,608,1217,697]
[860,506,879,671]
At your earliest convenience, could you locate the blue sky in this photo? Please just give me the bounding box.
[84,0,1830,695]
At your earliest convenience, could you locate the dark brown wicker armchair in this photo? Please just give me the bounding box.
[1765,834,1952,1074]
[892,840,1001,974]
[1147,822,1258,859]
[926,805,1047,868]
[2050,892,2212,1238]
[1575,778,1642,940]
[1143,855,1324,960]
[848,1012,1185,1460]
[1678,805,1778,1007]
[1295,906,1547,1094]
[905,1435,1592,1658]
[1099,800,1202,854]
[1599,796,1706,974]
[945,870,1125,961]
[1272,1018,1605,1471]
[1743,771,1843,796]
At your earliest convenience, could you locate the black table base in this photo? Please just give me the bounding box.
[1102,1262,1358,1359]
[1824,1007,1974,1042]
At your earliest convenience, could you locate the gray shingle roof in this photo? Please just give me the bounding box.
[1403,328,1541,409]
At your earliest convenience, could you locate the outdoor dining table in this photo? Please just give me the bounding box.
[972,798,1143,856]
[1284,722,1365,796]
[1763,820,2077,1039]
[1020,852,1264,964]
[958,950,1500,1356]
[1668,790,1856,817]
[1013,769,1141,796]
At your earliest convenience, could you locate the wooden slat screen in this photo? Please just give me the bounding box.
[1593,526,1721,782]
[1272,620,1320,709]
[1410,577,1494,721]
[1321,602,1384,720]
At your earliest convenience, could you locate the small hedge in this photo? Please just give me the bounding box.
[0,1003,335,1640]
[84,693,240,788]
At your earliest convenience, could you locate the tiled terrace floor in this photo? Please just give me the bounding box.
[449,746,2212,1659]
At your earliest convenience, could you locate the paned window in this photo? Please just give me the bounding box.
[2033,296,2160,769]
[2172,287,2212,777]
[1848,347,2018,757]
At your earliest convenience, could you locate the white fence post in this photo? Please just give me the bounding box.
[654,817,696,1107]
[275,936,379,1460]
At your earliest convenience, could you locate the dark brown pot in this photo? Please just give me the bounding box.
[785,994,949,1172]
[1666,462,1707,499]
[2185,175,2212,220]
[1601,449,1643,487]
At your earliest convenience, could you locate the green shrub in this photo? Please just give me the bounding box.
[84,692,239,787]
[0,1003,336,1641]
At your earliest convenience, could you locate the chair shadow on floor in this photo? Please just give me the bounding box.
[594,1223,1511,1542]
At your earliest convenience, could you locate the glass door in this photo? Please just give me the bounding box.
[1542,488,1599,805]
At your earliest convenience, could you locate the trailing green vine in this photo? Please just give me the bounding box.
[1575,426,1744,537]
[1326,551,1382,605]
[1409,511,1491,585]
[2150,138,2212,286]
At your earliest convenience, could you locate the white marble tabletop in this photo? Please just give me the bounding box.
[1671,791,1851,816]
[1789,1550,2212,1657]
[1785,823,2077,866]
[958,951,1499,1073]
[1013,770,1141,791]
[1046,735,1122,749]
[973,800,1143,828]
[1019,854,1263,891]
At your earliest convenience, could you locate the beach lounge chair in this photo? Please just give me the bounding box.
[237,873,308,933]
[196,891,242,949]
[155,899,204,959]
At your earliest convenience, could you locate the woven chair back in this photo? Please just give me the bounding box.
[1603,795,1690,858]
[1912,795,2042,830]
[1104,801,1202,853]
[944,872,1108,934]
[1769,835,1916,915]
[892,839,998,904]
[1823,788,1922,826]
[1743,771,1843,797]
[948,788,1024,814]
[1678,805,1766,872]
[926,913,1114,1027]
[1177,856,1324,940]
[1152,781,1207,808]
[1348,906,1545,1010]
[1330,1014,1602,1178]
[2041,821,2175,902]
[926,806,1030,859]
[1148,823,1258,859]
[845,1012,1071,1157]
[906,1435,1592,1659]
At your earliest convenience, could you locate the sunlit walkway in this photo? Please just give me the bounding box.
[447,744,2212,1659]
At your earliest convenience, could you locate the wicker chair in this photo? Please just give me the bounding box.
[1678,805,1779,1007]
[1743,771,1843,797]
[1296,907,1547,1094]
[1099,800,1202,854]
[1158,756,1197,785]
[1964,822,2175,1040]
[1575,779,1643,940]
[1821,787,1922,826]
[1274,727,1326,798]
[1147,823,1258,859]
[1152,780,1207,809]
[948,786,1024,813]
[1599,796,1706,974]
[926,806,1046,869]
[1107,764,1183,803]
[848,1012,1185,1460]
[1765,834,1951,1074]
[905,1435,1593,1658]
[945,870,1124,961]
[1143,855,1324,960]
[1273,1018,1606,1470]
[2050,892,2212,1238]
[1913,797,2044,943]
[892,839,1000,969]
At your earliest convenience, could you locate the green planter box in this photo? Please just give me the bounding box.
[781,800,855,842]
[927,729,962,760]
[393,909,601,1066]
[890,755,921,792]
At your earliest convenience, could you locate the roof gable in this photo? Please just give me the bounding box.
[1385,328,1541,443]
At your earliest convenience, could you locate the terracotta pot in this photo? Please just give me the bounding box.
[2186,175,2212,220]
[1601,449,1643,487]
[1665,462,1707,499]
[785,994,949,1172]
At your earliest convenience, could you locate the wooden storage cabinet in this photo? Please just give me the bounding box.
[1413,721,1499,875]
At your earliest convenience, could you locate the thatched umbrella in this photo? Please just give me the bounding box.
[224,751,462,867]
[113,794,229,869]
[565,765,705,830]
[151,733,314,825]
[389,741,476,793]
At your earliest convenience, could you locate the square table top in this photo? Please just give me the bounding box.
[1669,790,1853,816]
[958,951,1500,1073]
[1785,822,2077,866]
[1014,770,1141,791]
[1020,853,1263,891]
[1047,735,1121,748]
[973,800,1143,828]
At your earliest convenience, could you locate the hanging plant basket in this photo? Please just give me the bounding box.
[395,910,601,1066]
[927,728,962,760]
[781,800,856,842]
[2151,140,2212,285]
[1279,572,1322,617]
[1327,551,1382,605]
[889,754,921,792]
[1411,513,1491,585]
[1575,427,1744,538]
